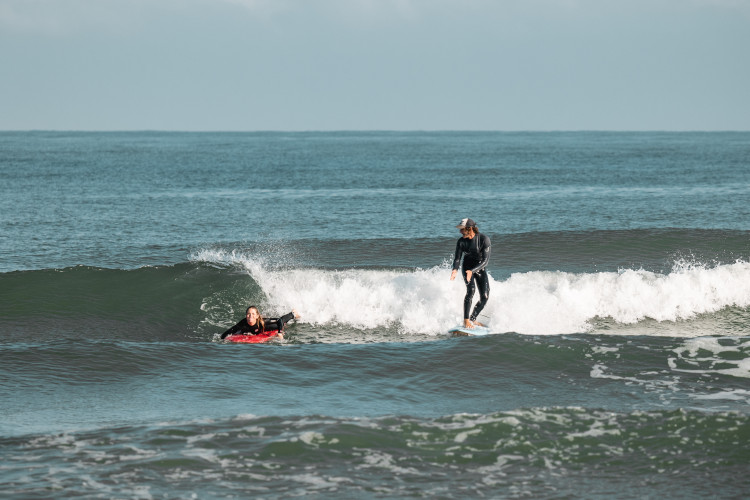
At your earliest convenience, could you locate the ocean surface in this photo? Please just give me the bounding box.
[2,131,750,499]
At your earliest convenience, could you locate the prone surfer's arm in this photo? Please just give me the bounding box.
[220,320,244,339]
[277,310,299,329]
[268,311,300,338]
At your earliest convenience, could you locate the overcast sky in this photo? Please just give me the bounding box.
[1,0,748,131]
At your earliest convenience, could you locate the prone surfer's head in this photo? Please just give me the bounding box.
[246,306,264,327]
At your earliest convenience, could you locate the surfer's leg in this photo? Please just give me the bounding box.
[463,271,476,322]
[469,270,490,322]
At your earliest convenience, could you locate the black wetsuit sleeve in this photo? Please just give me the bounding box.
[220,319,247,339]
[274,312,296,331]
[452,239,464,270]
[469,234,491,273]
[263,312,296,332]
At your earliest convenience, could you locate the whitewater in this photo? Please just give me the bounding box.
[195,248,750,341]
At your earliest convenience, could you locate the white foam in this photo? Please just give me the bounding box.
[80,475,113,494]
[285,473,349,490]
[186,433,217,444]
[359,451,422,475]
[489,262,750,335]
[669,337,750,379]
[454,428,482,443]
[196,251,750,336]
[297,431,326,446]
[693,389,750,401]
[181,447,220,463]
[118,446,159,462]
[565,420,621,440]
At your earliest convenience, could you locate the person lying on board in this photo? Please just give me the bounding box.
[220,306,300,340]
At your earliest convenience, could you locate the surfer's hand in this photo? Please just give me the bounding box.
[465,270,473,281]
[293,309,300,319]
[450,270,457,281]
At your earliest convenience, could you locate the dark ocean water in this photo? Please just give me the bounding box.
[2,131,750,498]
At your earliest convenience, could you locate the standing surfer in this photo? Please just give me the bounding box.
[450,218,491,329]
[221,306,300,339]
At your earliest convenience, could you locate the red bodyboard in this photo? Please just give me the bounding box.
[225,330,280,344]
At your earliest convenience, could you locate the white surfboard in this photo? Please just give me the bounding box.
[448,325,492,336]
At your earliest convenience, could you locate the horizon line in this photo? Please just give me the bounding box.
[2,129,749,133]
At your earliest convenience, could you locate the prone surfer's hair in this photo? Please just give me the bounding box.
[246,305,265,333]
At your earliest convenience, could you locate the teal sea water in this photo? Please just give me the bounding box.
[2,132,750,498]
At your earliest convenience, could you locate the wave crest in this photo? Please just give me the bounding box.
[195,250,750,335]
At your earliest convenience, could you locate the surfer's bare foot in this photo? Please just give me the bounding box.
[473,321,485,327]
[463,319,474,329]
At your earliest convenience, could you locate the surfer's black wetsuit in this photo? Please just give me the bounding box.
[220,311,296,339]
[452,232,491,321]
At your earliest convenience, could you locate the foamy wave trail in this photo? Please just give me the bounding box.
[3,410,749,499]
[193,249,750,337]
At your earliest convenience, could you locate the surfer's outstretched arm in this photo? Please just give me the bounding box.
[220,319,246,339]
[268,310,301,332]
